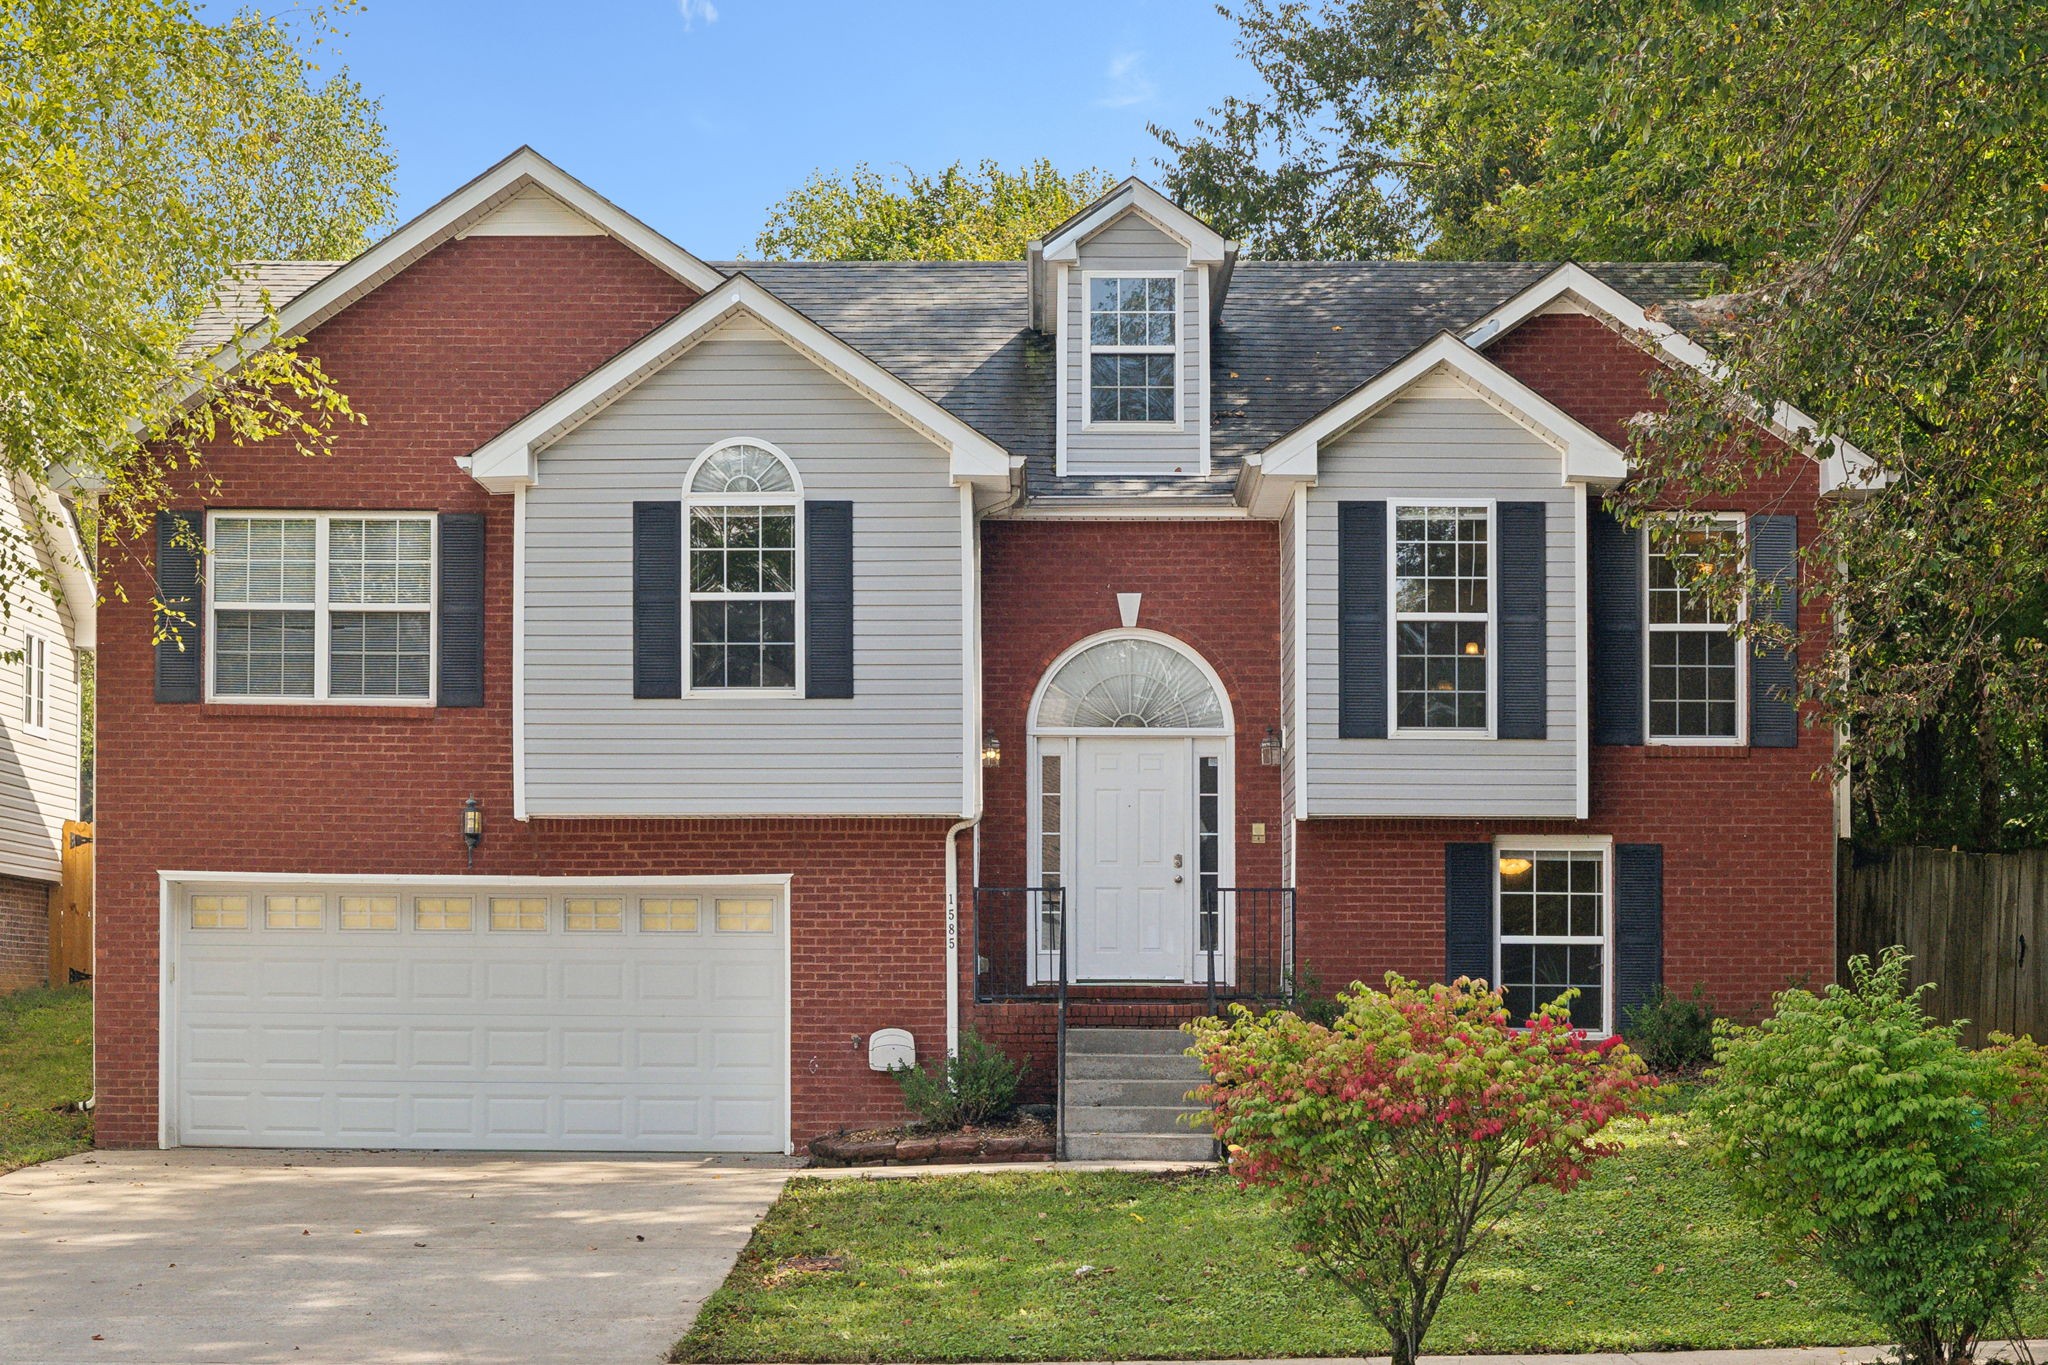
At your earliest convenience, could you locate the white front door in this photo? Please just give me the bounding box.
[1072,737,1190,981]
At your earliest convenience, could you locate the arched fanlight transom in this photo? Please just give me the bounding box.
[1037,637,1227,730]
[691,442,796,495]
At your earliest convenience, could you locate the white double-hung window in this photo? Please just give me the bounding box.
[1392,503,1491,731]
[686,440,801,691]
[1496,841,1611,1033]
[1085,275,1178,424]
[1646,514,1744,742]
[209,513,436,703]
[19,631,47,734]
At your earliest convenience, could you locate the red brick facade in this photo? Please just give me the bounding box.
[93,235,941,1148]
[94,237,1836,1151]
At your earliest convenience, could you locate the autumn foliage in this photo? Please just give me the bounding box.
[1187,974,1652,1365]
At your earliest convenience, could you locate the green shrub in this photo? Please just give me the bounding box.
[1188,974,1651,1365]
[1622,983,1717,1074]
[1281,963,1344,1027]
[1701,948,2048,1365]
[889,1028,1027,1130]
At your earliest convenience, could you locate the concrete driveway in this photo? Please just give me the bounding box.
[0,1148,794,1365]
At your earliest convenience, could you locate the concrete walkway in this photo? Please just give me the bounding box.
[0,1148,794,1364]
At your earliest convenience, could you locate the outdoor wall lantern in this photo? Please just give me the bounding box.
[1260,726,1284,767]
[981,731,1003,768]
[462,797,483,867]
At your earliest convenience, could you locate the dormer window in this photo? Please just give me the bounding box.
[1085,275,1177,424]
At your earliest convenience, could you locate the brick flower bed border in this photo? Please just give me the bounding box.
[806,1128,1055,1166]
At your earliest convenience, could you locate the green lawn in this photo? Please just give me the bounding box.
[0,984,93,1172]
[678,1097,2048,1362]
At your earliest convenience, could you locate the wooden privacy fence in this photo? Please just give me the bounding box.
[1838,843,2048,1046]
[47,819,91,986]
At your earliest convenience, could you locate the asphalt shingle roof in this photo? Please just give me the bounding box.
[180,260,345,357]
[188,254,1720,501]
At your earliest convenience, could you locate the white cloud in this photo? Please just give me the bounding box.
[1096,50,1157,109]
[677,0,719,31]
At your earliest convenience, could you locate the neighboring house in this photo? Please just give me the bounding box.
[0,479,92,992]
[91,149,1848,1156]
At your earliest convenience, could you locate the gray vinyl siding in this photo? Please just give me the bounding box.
[1064,215,1203,476]
[1304,371,1581,818]
[0,479,80,883]
[523,315,966,817]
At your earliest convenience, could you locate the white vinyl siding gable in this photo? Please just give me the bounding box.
[0,479,81,882]
[1303,372,1580,818]
[522,315,967,817]
[1061,214,1204,477]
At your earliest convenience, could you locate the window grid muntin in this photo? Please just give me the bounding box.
[1084,272,1178,426]
[1496,846,1609,1033]
[338,894,399,931]
[208,512,436,704]
[1646,516,1745,742]
[17,631,48,734]
[263,893,324,930]
[684,444,801,693]
[1392,503,1491,733]
[564,896,625,932]
[413,896,474,931]
[488,896,547,932]
[715,897,774,933]
[1197,755,1221,952]
[189,894,249,930]
[1037,748,1063,953]
[639,897,701,932]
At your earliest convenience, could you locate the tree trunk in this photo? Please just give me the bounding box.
[1975,663,2001,849]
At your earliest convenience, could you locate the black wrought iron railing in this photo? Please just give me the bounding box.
[1199,886,1296,1012]
[973,886,1067,1003]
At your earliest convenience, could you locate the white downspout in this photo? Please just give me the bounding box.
[945,816,976,1058]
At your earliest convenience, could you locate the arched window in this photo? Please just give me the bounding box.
[1035,636,1227,730]
[685,440,801,690]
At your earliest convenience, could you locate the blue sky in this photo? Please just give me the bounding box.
[287,1,1256,259]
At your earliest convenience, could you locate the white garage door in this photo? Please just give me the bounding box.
[166,878,788,1152]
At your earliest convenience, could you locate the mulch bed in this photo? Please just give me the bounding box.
[806,1112,1054,1166]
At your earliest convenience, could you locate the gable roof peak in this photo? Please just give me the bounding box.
[1034,176,1231,266]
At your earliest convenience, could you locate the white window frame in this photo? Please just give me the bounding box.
[1644,511,1747,747]
[1388,500,1496,737]
[1492,834,1614,1037]
[204,511,438,706]
[19,630,48,735]
[1080,270,1182,431]
[682,438,805,699]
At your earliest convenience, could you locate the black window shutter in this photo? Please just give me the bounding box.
[1614,843,1665,1022]
[1589,503,1644,745]
[154,509,205,704]
[1444,842,1495,985]
[632,501,682,699]
[1748,513,1799,748]
[804,500,854,699]
[1496,501,1548,739]
[1337,500,1388,739]
[437,513,485,708]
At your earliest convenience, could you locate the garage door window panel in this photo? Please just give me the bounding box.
[189,894,248,929]
[209,512,436,704]
[640,897,700,932]
[565,897,624,932]
[414,896,474,931]
[490,897,547,932]
[339,895,398,931]
[264,894,323,930]
[715,898,773,933]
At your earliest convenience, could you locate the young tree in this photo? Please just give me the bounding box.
[1702,950,2048,1365]
[753,160,1117,262]
[1,0,395,608]
[1188,975,1650,1365]
[1156,0,2048,849]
